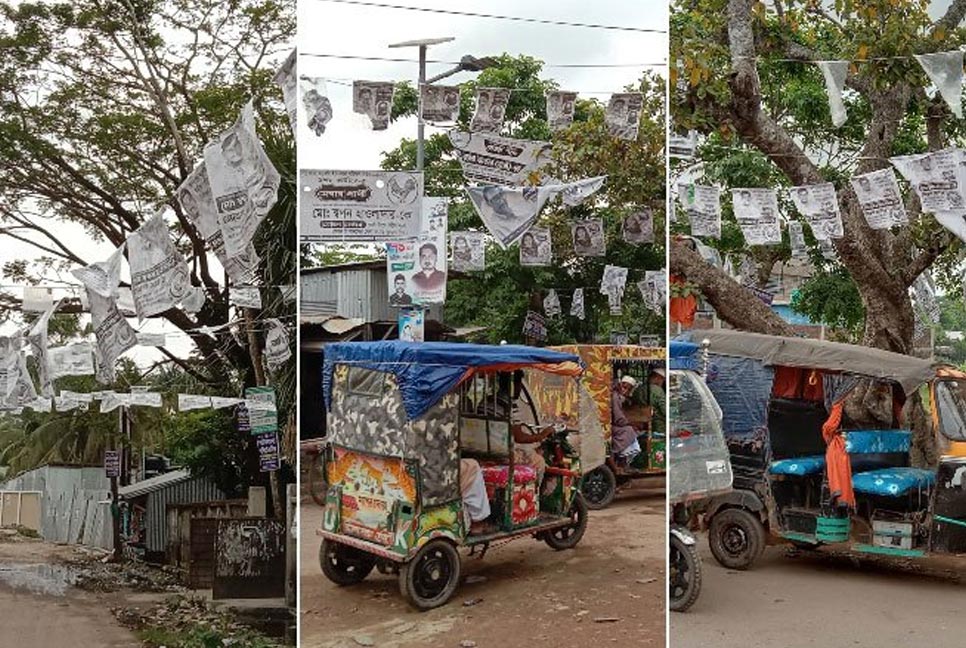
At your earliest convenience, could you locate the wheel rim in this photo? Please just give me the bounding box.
[582,471,610,504]
[721,524,749,556]
[551,500,584,542]
[412,547,453,601]
[669,544,690,600]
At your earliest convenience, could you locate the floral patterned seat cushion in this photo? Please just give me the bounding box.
[769,455,826,476]
[481,464,538,487]
[851,468,935,497]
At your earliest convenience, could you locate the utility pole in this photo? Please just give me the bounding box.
[110,407,124,562]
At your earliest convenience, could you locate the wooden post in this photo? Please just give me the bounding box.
[244,307,284,520]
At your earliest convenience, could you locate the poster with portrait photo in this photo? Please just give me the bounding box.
[273,49,297,137]
[570,288,585,320]
[421,84,461,125]
[622,208,654,244]
[386,197,448,305]
[544,289,561,317]
[605,92,643,140]
[678,183,721,238]
[352,80,394,131]
[127,213,191,319]
[891,148,966,214]
[912,272,941,325]
[571,219,606,257]
[450,231,486,272]
[300,76,333,137]
[398,307,425,342]
[470,87,510,133]
[789,220,807,257]
[519,227,552,266]
[850,168,908,229]
[547,91,577,131]
[600,265,628,314]
[465,185,555,248]
[788,183,843,240]
[731,188,782,245]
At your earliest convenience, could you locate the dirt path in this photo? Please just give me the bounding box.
[671,532,966,648]
[300,479,667,648]
[0,539,139,647]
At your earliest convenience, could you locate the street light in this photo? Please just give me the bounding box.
[388,38,498,171]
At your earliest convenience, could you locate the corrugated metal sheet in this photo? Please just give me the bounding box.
[119,468,192,499]
[301,265,443,324]
[136,476,224,553]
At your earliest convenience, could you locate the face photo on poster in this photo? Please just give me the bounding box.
[622,208,654,244]
[731,188,782,245]
[352,80,394,131]
[850,168,908,229]
[470,87,510,133]
[546,90,577,131]
[386,197,448,305]
[420,84,461,125]
[450,231,486,272]
[605,92,643,140]
[519,227,552,266]
[273,49,297,136]
[300,76,333,137]
[571,219,605,256]
[679,183,721,238]
[789,183,844,240]
[127,212,191,319]
[465,185,554,248]
[544,289,561,317]
[398,307,425,342]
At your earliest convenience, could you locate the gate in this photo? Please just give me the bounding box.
[212,517,286,599]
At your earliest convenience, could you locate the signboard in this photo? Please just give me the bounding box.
[245,387,278,435]
[299,169,423,242]
[104,450,121,478]
[256,431,281,472]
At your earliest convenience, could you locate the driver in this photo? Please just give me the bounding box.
[612,376,642,462]
[511,420,555,486]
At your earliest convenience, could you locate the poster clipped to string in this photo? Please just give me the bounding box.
[71,246,124,298]
[914,51,964,119]
[544,289,562,317]
[912,272,941,325]
[571,288,585,320]
[891,148,965,214]
[465,185,556,248]
[420,84,461,124]
[300,77,333,137]
[789,183,844,240]
[850,168,908,229]
[519,227,552,266]
[448,131,552,186]
[127,213,191,319]
[450,231,486,272]
[352,80,394,130]
[178,394,213,411]
[230,286,262,310]
[571,219,606,257]
[470,87,510,133]
[48,342,95,379]
[815,61,849,127]
[26,301,58,397]
[273,49,298,136]
[522,310,548,341]
[622,208,654,244]
[22,287,53,313]
[177,162,220,240]
[264,319,292,370]
[87,290,137,384]
[546,91,577,131]
[679,184,721,238]
[559,176,606,207]
[788,221,807,257]
[731,188,782,245]
[600,265,629,315]
[605,92,643,140]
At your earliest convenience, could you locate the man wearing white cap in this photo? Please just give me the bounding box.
[612,375,642,461]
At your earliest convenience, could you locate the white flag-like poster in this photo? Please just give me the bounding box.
[450,231,486,272]
[26,302,58,397]
[519,227,552,266]
[420,84,461,124]
[178,394,213,411]
[49,342,95,379]
[547,91,577,131]
[448,131,552,186]
[816,60,849,127]
[544,289,561,317]
[641,270,667,314]
[915,51,964,119]
[912,272,941,324]
[71,246,124,298]
[679,183,721,238]
[55,395,82,412]
[230,286,262,310]
[264,319,292,370]
[87,289,137,384]
[352,80,394,130]
[600,265,629,315]
[300,76,333,136]
[0,335,24,402]
[572,219,606,256]
[465,185,556,248]
[605,92,644,140]
[731,188,782,245]
[891,148,966,214]
[570,288,585,320]
[850,168,908,229]
[182,286,206,314]
[211,396,244,409]
[22,287,53,313]
[788,221,807,257]
[273,49,298,136]
[177,161,220,240]
[204,102,280,258]
[127,213,191,319]
[135,332,166,347]
[622,209,654,244]
[559,176,606,207]
[789,183,844,240]
[5,348,37,409]
[129,391,163,408]
[470,87,510,133]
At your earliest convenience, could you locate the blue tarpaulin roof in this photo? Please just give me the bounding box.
[669,340,700,370]
[322,341,582,420]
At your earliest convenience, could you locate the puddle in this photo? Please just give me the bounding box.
[0,563,78,597]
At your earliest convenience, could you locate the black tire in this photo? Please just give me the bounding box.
[708,508,766,570]
[399,539,461,610]
[319,539,376,586]
[544,493,589,550]
[669,531,702,612]
[308,453,327,506]
[581,465,617,510]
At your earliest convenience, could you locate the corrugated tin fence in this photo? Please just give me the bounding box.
[145,476,224,554]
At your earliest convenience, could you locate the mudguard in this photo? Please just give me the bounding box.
[670,524,696,545]
[704,489,766,522]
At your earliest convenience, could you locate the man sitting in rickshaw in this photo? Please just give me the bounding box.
[460,458,492,534]
[613,375,642,462]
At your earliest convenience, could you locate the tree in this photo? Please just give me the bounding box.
[670,0,966,352]
[377,55,667,344]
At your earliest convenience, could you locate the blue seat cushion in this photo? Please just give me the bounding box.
[852,468,935,497]
[769,455,826,476]
[844,429,911,454]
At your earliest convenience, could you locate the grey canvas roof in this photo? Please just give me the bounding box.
[679,330,937,394]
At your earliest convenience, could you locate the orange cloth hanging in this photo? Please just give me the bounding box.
[822,401,855,507]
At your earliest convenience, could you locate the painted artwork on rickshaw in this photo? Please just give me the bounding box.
[330,448,417,545]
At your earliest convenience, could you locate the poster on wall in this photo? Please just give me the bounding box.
[386,198,448,305]
[399,307,425,342]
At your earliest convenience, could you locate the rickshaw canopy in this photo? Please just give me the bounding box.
[322,341,583,420]
[677,330,936,395]
[669,340,700,371]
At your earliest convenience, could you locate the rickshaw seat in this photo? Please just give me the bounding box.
[769,455,826,476]
[851,468,935,497]
[844,429,911,454]
[768,430,912,477]
[481,464,537,488]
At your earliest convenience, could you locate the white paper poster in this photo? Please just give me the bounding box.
[571,219,606,257]
[731,188,782,245]
[178,394,213,411]
[71,246,124,298]
[127,213,191,319]
[622,209,654,244]
[789,183,844,240]
[915,51,964,119]
[398,307,425,342]
[55,396,82,412]
[559,175,606,207]
[182,286,206,314]
[230,286,262,310]
[26,302,58,397]
[605,92,643,140]
[129,391,162,408]
[570,288,585,320]
[450,232,486,272]
[420,84,461,124]
[300,169,422,242]
[22,287,53,313]
[547,91,577,131]
[471,87,510,133]
[49,342,95,379]
[273,49,298,136]
[544,289,561,317]
[211,396,244,409]
[135,332,166,347]
[448,130,552,186]
[679,184,721,238]
[177,161,220,240]
[301,76,333,136]
[891,148,966,214]
[87,289,137,384]
[639,270,667,314]
[850,168,907,229]
[519,228,552,266]
[600,265,629,314]
[386,197,448,305]
[60,390,94,403]
[352,80,394,130]
[912,272,941,324]
[816,60,849,127]
[788,221,807,257]
[465,185,556,248]
[264,319,292,370]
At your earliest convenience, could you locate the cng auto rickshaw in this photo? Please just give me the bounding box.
[677,329,966,572]
[317,341,606,610]
[528,344,666,509]
[668,340,733,611]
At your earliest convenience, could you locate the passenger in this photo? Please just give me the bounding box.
[460,458,492,534]
[644,368,666,438]
[612,375,642,462]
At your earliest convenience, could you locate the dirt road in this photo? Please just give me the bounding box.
[672,533,966,648]
[300,479,666,648]
[0,538,138,647]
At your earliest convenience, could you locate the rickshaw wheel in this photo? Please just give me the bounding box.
[308,453,327,506]
[544,493,589,550]
[399,539,461,610]
[581,465,617,510]
[319,539,375,585]
[708,508,765,570]
[669,532,702,612]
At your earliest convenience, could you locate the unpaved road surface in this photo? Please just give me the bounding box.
[300,480,666,648]
[672,532,966,648]
[0,538,138,647]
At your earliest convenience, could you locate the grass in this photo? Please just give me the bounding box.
[137,625,280,648]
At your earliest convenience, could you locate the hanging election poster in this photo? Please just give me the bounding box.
[544,289,561,317]
[49,342,95,379]
[264,319,292,370]
[559,176,606,207]
[678,184,721,238]
[470,87,510,133]
[605,92,643,140]
[448,130,552,186]
[420,84,461,124]
[547,91,577,131]
[850,168,908,229]
[522,310,548,341]
[386,197,447,305]
[301,76,333,136]
[571,288,585,320]
[352,80,394,130]
[450,231,486,272]
[273,49,298,136]
[731,188,782,245]
[789,183,844,240]
[465,185,556,248]
[571,219,606,257]
[398,307,425,342]
[622,208,654,244]
[127,213,191,319]
[519,227,552,266]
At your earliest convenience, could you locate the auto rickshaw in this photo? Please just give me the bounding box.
[677,329,966,572]
[527,344,666,509]
[668,339,733,612]
[317,341,605,610]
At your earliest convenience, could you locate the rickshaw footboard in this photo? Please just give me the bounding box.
[317,529,407,562]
